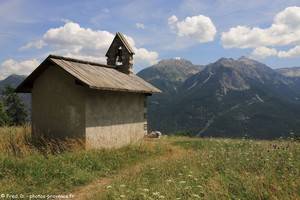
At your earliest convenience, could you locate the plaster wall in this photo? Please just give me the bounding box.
[31,65,86,139]
[85,90,147,149]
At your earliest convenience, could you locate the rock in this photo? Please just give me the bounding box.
[146,131,162,138]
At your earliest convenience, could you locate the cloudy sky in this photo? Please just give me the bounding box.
[1,0,300,79]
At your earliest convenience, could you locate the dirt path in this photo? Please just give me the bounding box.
[71,140,188,200]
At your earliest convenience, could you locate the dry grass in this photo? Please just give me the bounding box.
[0,125,85,157]
[0,126,167,195]
[0,126,32,156]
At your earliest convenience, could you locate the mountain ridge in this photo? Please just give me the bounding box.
[138,57,300,139]
[277,66,300,77]
[137,58,203,95]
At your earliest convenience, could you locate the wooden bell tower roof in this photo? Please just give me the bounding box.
[105,32,135,56]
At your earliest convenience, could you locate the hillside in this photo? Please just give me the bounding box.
[0,74,26,91]
[100,137,299,200]
[277,66,300,77]
[0,74,30,112]
[138,57,300,139]
[1,127,299,199]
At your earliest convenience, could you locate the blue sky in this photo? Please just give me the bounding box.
[1,0,300,79]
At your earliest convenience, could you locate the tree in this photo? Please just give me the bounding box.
[2,85,28,126]
[0,101,9,126]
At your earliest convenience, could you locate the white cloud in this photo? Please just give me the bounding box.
[168,14,216,43]
[19,40,46,50]
[0,58,39,80]
[42,22,114,55]
[168,15,178,27]
[135,23,145,29]
[222,6,300,59]
[250,47,278,59]
[134,48,158,68]
[22,22,158,68]
[278,46,300,58]
[251,46,300,59]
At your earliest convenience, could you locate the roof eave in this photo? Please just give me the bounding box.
[88,85,161,94]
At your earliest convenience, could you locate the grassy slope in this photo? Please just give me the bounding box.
[0,127,299,200]
[0,127,167,195]
[99,138,300,200]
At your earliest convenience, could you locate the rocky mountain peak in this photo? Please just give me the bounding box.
[138,58,203,94]
[215,57,235,67]
[238,56,265,66]
[155,58,194,68]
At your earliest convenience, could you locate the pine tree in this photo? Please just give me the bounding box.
[2,85,28,126]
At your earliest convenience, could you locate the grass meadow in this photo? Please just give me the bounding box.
[0,126,167,195]
[98,138,300,200]
[0,127,299,200]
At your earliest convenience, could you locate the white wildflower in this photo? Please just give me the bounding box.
[153,192,160,196]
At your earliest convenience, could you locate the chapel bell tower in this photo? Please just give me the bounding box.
[106,32,135,74]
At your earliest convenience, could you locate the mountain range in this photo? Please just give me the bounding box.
[1,57,300,139]
[138,57,300,139]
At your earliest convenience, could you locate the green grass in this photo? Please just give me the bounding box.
[0,145,165,194]
[0,127,166,194]
[1,127,299,200]
[100,138,300,200]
